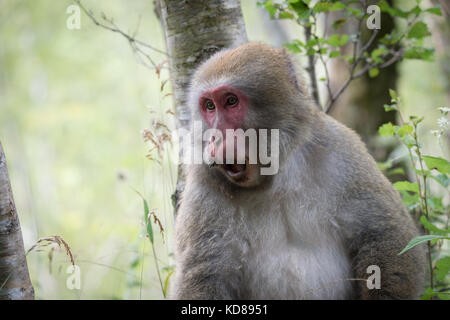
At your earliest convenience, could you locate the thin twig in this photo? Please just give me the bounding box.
[304,24,320,107]
[412,121,434,289]
[325,1,423,114]
[310,15,333,108]
[325,29,379,114]
[74,0,168,71]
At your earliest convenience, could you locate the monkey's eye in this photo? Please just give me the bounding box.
[226,95,238,106]
[205,100,215,111]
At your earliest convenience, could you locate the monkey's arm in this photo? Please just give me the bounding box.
[170,193,241,300]
[346,198,426,299]
[170,247,237,300]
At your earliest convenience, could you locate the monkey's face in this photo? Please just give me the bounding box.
[189,43,312,187]
[198,84,266,188]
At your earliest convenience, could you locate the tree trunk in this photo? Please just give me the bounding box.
[0,142,34,300]
[157,0,248,212]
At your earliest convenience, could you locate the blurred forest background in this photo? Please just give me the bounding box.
[0,0,448,299]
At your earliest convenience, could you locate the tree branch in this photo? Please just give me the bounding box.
[74,0,168,70]
[325,29,379,114]
[304,25,320,107]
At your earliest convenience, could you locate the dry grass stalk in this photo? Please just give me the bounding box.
[26,235,75,266]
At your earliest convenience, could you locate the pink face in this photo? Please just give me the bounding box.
[199,85,248,132]
[199,85,259,187]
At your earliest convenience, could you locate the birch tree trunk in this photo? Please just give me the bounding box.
[157,0,248,211]
[0,142,34,300]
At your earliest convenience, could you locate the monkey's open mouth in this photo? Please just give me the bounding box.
[223,163,247,177]
[216,160,249,182]
[211,158,261,187]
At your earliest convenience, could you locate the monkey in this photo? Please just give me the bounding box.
[170,42,426,300]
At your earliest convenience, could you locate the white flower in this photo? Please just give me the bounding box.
[430,130,441,138]
[438,106,450,114]
[437,116,449,128]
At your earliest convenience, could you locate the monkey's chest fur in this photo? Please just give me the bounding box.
[177,178,354,300]
[230,195,353,300]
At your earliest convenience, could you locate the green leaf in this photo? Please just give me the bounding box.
[437,292,450,300]
[387,167,405,176]
[430,173,450,188]
[408,22,431,39]
[133,189,155,243]
[404,47,434,61]
[393,181,419,193]
[377,159,393,171]
[389,88,397,101]
[435,256,450,282]
[369,68,379,78]
[427,196,445,211]
[347,7,363,18]
[420,216,450,235]
[329,2,346,11]
[306,38,317,47]
[399,235,450,255]
[397,124,413,137]
[313,1,332,13]
[421,288,437,300]
[379,122,395,136]
[284,42,302,53]
[327,34,340,46]
[371,46,388,63]
[263,1,277,19]
[403,135,416,148]
[290,0,311,20]
[163,269,174,297]
[294,39,305,47]
[409,5,421,16]
[409,115,424,125]
[326,34,349,47]
[278,11,294,19]
[414,168,429,176]
[143,198,154,243]
[332,18,346,30]
[379,0,409,18]
[380,31,403,45]
[426,7,442,16]
[384,104,398,112]
[399,190,420,210]
[329,51,341,58]
[306,48,315,56]
[422,156,450,174]
[379,1,400,16]
[130,257,140,269]
[339,34,349,46]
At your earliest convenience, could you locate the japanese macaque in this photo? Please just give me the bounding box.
[170,42,426,300]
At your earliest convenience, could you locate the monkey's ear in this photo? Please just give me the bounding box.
[280,48,309,97]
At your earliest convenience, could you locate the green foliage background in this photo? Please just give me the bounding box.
[0,0,448,299]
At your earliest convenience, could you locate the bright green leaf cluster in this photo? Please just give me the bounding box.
[378,89,449,298]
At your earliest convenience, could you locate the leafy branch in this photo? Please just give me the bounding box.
[259,0,441,113]
[379,90,450,299]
